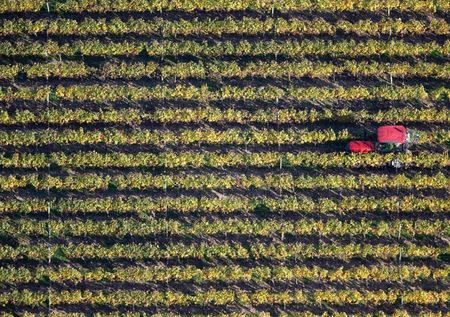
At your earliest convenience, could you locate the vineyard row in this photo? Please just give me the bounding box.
[0,242,447,261]
[0,288,449,308]
[1,17,448,36]
[0,195,447,214]
[0,263,447,284]
[0,128,359,146]
[0,172,447,191]
[1,107,448,125]
[0,310,446,317]
[1,85,448,102]
[0,151,447,168]
[1,128,447,147]
[2,0,449,13]
[1,39,448,57]
[0,289,448,308]
[1,218,448,238]
[2,60,449,80]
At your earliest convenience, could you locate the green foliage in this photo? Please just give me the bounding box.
[0,107,448,125]
[1,60,449,80]
[1,17,448,36]
[0,150,447,169]
[0,195,448,214]
[0,84,448,102]
[0,0,44,12]
[0,171,448,191]
[1,218,448,238]
[0,241,447,261]
[53,0,450,13]
[1,39,447,57]
[1,263,447,284]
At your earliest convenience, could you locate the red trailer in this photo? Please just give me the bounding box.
[348,141,375,153]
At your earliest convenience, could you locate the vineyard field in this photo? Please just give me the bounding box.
[0,1,449,316]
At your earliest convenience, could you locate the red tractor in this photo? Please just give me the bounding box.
[348,125,419,154]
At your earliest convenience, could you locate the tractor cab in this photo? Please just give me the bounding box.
[376,125,407,153]
[348,125,419,154]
